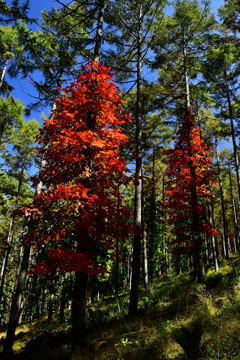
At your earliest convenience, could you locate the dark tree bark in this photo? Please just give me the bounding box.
[71,271,88,353]
[1,244,30,358]
[182,26,205,282]
[216,144,230,259]
[93,0,105,62]
[129,3,143,315]
[70,0,105,351]
[59,273,68,322]
[224,68,240,200]
[47,280,54,322]
[0,218,14,323]
[1,150,48,357]
[228,163,240,252]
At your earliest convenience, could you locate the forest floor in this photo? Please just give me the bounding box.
[1,257,240,359]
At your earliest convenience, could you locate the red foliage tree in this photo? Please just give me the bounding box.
[163,108,217,282]
[15,61,132,351]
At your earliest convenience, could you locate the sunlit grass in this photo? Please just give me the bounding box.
[1,257,240,359]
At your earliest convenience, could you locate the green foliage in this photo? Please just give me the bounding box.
[0,0,239,358]
[151,0,215,116]
[219,0,240,33]
[0,25,16,57]
[0,117,39,210]
[1,259,240,359]
[11,2,91,111]
[0,96,25,144]
[0,0,31,24]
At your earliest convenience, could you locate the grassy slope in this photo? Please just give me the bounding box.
[2,257,240,360]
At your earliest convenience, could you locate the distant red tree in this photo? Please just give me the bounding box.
[163,108,217,282]
[15,61,132,351]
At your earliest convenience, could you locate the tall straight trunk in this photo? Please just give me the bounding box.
[204,232,210,265]
[228,163,240,252]
[0,218,14,314]
[0,176,25,323]
[70,1,105,351]
[71,271,88,353]
[35,277,42,320]
[183,30,190,109]
[1,152,48,357]
[1,244,30,358]
[41,286,46,316]
[208,203,219,272]
[189,164,205,283]
[142,227,148,289]
[60,273,68,322]
[183,38,205,281]
[142,179,148,289]
[93,0,105,62]
[161,176,168,274]
[216,144,230,259]
[115,189,121,297]
[0,58,9,89]
[129,3,143,315]
[47,280,54,322]
[115,239,120,296]
[224,68,240,200]
[127,248,132,291]
[2,100,58,353]
[148,148,156,279]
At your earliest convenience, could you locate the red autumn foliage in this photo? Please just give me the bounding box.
[15,61,132,275]
[163,108,218,255]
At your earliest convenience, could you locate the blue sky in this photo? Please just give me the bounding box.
[6,0,225,124]
[26,0,224,18]
[211,0,224,13]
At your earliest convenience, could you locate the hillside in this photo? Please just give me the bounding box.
[1,257,240,360]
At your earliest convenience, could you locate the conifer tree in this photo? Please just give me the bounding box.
[163,107,217,282]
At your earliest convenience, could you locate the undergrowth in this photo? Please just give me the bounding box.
[1,256,240,359]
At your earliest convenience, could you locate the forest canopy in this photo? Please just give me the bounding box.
[0,0,239,359]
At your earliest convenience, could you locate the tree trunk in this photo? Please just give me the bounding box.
[41,286,46,316]
[193,243,205,283]
[1,244,30,358]
[1,151,48,357]
[182,30,205,282]
[229,163,240,252]
[208,203,219,272]
[142,178,148,289]
[129,3,143,315]
[71,271,88,353]
[115,238,120,297]
[60,273,68,322]
[93,0,105,62]
[47,280,54,322]
[216,144,230,259]
[0,58,9,89]
[190,152,205,282]
[183,30,190,109]
[224,68,240,200]
[115,185,121,297]
[142,226,148,289]
[0,218,14,322]
[161,176,169,274]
